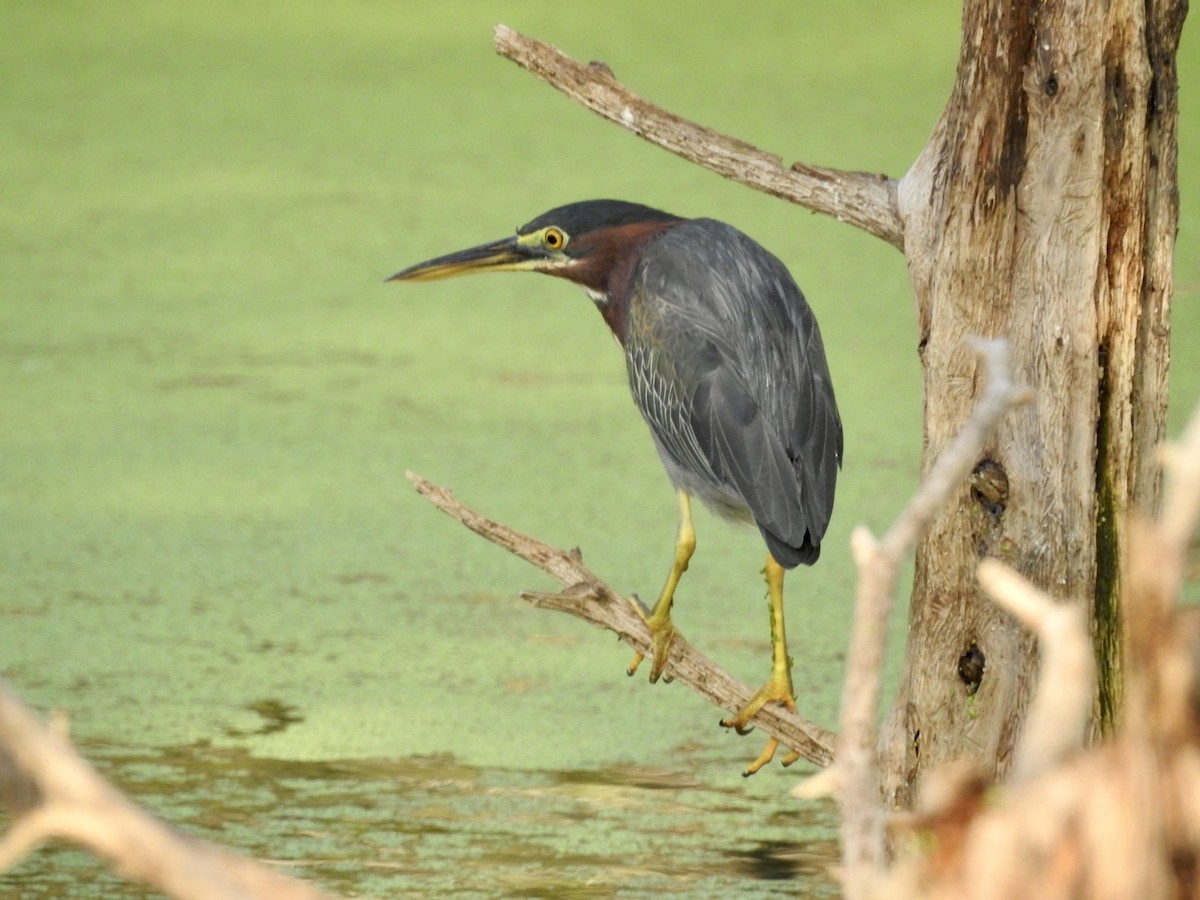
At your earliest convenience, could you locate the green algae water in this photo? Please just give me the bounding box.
[13,744,842,897]
[2,2,1198,895]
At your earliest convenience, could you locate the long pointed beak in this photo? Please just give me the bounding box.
[387,236,536,283]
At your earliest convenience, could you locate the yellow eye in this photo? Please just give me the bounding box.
[543,227,567,250]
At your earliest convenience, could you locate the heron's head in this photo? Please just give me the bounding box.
[387,200,682,294]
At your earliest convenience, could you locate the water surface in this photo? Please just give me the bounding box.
[2,2,1197,895]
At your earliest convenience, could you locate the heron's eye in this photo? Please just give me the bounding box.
[543,227,567,250]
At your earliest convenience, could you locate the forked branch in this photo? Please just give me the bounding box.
[493,24,904,249]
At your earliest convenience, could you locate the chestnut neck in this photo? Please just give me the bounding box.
[545,219,680,345]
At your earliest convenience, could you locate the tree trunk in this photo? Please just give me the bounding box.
[881,0,1183,806]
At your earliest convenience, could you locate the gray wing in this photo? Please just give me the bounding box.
[626,219,842,568]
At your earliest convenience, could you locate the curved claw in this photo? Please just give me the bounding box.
[742,737,782,777]
[625,652,645,678]
[738,738,802,777]
[719,716,755,736]
[721,673,801,776]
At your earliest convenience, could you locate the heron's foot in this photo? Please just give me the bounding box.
[739,737,802,778]
[625,594,677,684]
[720,672,800,777]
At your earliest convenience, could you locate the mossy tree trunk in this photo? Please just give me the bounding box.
[879,0,1184,805]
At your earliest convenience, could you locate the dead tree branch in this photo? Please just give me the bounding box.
[492,24,904,249]
[0,682,334,900]
[834,339,1032,897]
[406,473,836,767]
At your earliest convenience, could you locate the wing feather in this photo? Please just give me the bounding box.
[625,219,842,568]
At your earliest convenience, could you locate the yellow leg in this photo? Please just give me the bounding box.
[627,490,695,684]
[721,553,802,776]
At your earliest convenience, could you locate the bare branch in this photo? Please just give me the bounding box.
[492,24,904,249]
[0,683,334,900]
[406,473,836,767]
[835,339,1031,897]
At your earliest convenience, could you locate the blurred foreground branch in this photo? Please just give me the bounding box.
[0,683,334,899]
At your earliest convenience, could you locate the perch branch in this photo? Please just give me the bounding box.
[835,338,1032,897]
[0,681,334,900]
[493,24,904,250]
[406,473,836,767]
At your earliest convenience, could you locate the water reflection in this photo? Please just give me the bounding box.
[1,741,840,897]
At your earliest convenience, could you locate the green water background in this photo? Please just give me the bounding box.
[2,2,1198,895]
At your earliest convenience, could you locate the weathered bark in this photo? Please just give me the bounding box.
[881,0,1183,805]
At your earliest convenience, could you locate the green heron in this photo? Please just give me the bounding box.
[389,200,842,775]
